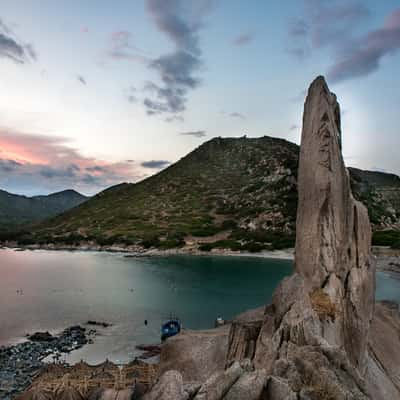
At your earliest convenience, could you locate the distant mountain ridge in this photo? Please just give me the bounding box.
[0,189,89,229]
[4,136,400,250]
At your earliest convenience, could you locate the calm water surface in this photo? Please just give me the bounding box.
[0,248,398,363]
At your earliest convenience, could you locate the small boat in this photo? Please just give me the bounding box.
[161,317,181,341]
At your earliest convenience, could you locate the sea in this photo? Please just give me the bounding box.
[0,248,398,364]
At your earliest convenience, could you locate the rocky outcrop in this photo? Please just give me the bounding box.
[157,326,230,383]
[252,76,376,381]
[295,76,375,372]
[365,301,400,399]
[193,361,244,400]
[142,371,188,400]
[225,307,264,368]
[144,76,400,399]
[223,369,267,400]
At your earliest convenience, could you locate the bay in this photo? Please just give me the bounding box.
[0,248,398,363]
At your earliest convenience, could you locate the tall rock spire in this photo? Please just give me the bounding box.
[252,77,375,389]
[295,76,375,371]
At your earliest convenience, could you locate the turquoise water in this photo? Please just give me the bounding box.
[0,248,398,363]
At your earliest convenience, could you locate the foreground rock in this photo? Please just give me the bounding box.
[142,370,188,400]
[136,344,162,359]
[28,331,55,342]
[144,76,400,399]
[194,361,243,400]
[158,326,230,383]
[246,76,377,399]
[366,301,400,398]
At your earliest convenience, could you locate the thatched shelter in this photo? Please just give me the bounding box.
[91,369,116,381]
[93,359,118,373]
[55,386,85,400]
[15,388,54,400]
[74,360,92,373]
[39,363,67,379]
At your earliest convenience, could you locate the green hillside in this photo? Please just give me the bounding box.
[4,137,400,250]
[0,189,88,230]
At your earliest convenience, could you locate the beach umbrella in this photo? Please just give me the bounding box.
[15,388,54,400]
[55,386,85,400]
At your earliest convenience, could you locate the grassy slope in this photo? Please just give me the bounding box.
[6,137,400,250]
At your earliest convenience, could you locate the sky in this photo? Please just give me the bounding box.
[0,0,399,196]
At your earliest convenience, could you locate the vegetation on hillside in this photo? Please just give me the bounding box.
[1,137,399,250]
[0,189,88,231]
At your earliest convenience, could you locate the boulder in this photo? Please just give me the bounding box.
[225,307,264,367]
[183,382,202,399]
[223,369,267,400]
[266,376,297,400]
[143,370,188,400]
[194,361,243,400]
[158,326,230,382]
[365,301,400,399]
[28,331,55,342]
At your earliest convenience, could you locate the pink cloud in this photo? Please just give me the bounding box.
[0,128,154,195]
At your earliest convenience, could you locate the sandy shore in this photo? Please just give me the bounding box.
[126,247,295,260]
[3,243,400,276]
[2,241,295,260]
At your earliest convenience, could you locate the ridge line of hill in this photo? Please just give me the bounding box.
[1,136,400,250]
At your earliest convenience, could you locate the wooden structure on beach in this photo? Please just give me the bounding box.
[16,360,158,399]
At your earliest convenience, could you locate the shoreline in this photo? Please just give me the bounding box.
[1,241,296,259]
[0,325,90,399]
[2,242,400,267]
[0,321,156,399]
[2,243,400,274]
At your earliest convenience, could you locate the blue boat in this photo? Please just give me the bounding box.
[161,318,181,341]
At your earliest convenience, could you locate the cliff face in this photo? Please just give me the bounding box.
[143,77,400,400]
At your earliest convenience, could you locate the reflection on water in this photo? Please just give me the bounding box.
[0,249,398,363]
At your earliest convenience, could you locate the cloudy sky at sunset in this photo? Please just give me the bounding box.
[0,0,399,195]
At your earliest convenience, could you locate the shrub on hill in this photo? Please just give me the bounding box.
[372,230,400,247]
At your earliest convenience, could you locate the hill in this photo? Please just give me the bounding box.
[0,189,89,230]
[6,136,400,250]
